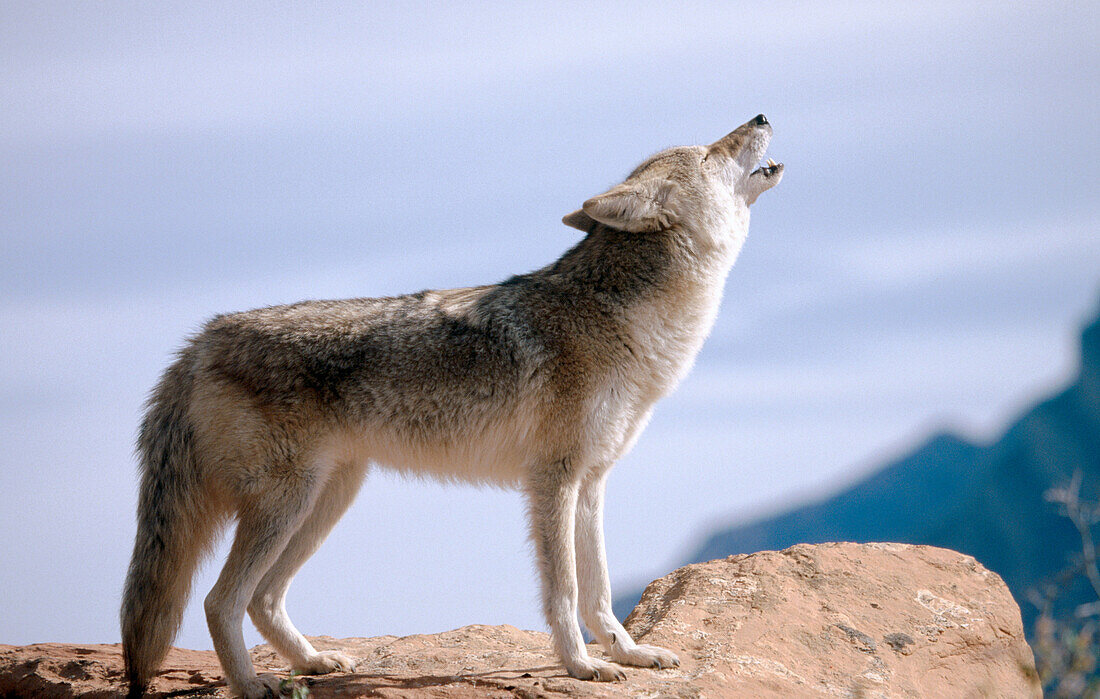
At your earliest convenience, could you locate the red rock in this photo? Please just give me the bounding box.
[0,543,1040,697]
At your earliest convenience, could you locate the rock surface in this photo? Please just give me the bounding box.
[0,543,1040,697]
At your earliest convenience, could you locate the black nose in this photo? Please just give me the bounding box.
[754,114,768,126]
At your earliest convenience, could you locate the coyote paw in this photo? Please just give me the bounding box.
[611,643,680,670]
[292,650,357,675]
[566,657,626,681]
[231,672,283,698]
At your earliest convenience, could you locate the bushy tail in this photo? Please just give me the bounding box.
[121,354,218,697]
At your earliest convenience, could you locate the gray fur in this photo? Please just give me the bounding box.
[120,116,782,696]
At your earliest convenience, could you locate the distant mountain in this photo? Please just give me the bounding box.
[615,301,1100,630]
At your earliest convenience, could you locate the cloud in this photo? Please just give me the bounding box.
[0,2,1066,142]
[837,215,1100,287]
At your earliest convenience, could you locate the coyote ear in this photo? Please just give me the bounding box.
[580,179,679,232]
[562,209,597,231]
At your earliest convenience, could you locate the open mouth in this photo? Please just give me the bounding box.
[752,157,783,178]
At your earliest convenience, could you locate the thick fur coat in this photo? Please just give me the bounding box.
[121,115,783,697]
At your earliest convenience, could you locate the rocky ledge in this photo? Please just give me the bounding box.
[0,542,1040,697]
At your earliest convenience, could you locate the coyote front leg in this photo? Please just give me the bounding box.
[575,468,680,670]
[526,465,625,681]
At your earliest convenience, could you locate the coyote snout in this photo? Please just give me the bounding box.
[121,115,783,697]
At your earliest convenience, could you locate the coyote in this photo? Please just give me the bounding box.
[121,115,783,697]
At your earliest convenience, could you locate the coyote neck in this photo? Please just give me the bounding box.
[628,248,733,395]
[546,222,735,308]
[549,222,740,397]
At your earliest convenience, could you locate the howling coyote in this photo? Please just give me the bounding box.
[121,115,783,697]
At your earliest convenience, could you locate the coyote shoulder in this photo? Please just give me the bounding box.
[121,115,783,697]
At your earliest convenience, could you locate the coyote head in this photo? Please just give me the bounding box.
[563,114,782,243]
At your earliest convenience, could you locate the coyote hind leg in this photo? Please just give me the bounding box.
[247,462,367,676]
[205,480,321,699]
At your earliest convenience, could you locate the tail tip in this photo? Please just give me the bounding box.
[124,655,151,698]
[126,680,148,699]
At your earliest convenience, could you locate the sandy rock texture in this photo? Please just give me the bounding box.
[0,543,1039,697]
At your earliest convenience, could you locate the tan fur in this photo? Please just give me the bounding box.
[120,115,783,696]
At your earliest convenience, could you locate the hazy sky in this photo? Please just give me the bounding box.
[2,2,1098,651]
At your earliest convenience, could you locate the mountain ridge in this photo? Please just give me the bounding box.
[616,299,1100,628]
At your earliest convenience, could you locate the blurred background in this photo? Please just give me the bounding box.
[2,2,1098,686]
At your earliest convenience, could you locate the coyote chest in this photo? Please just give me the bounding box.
[616,253,733,404]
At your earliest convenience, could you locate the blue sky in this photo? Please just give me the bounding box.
[2,2,1098,650]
